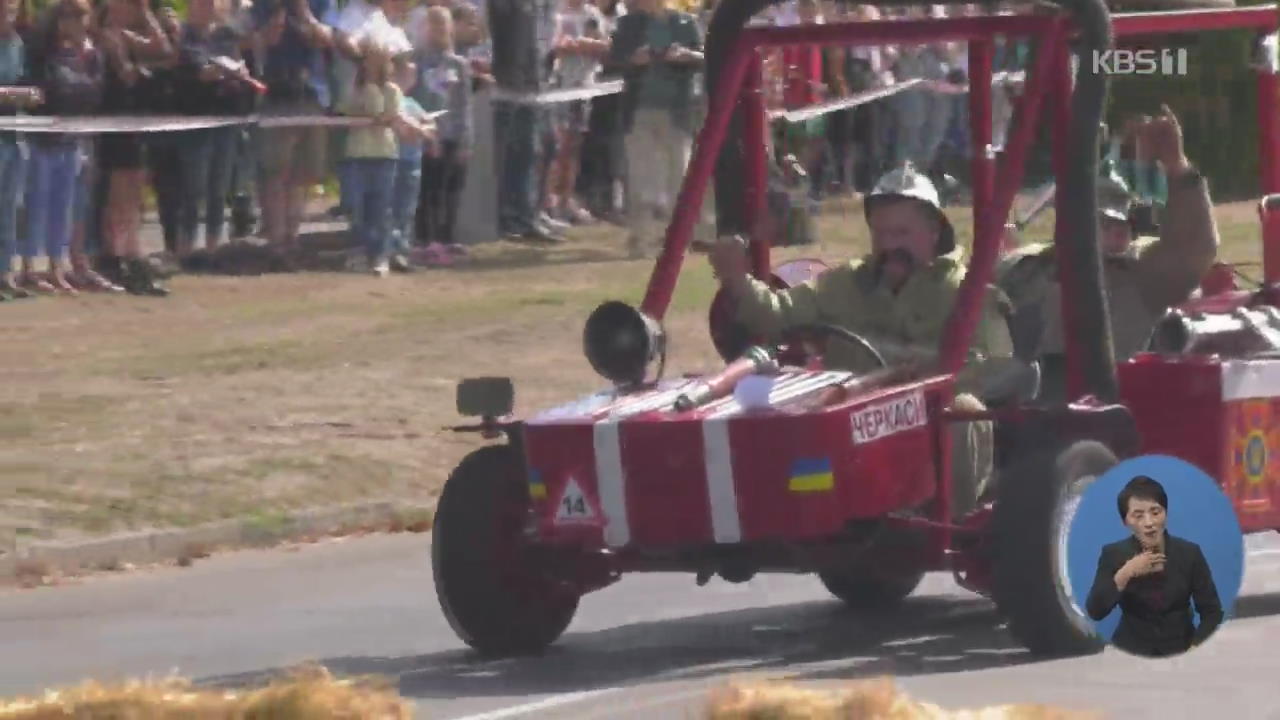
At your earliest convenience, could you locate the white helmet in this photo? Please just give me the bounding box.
[864,162,957,255]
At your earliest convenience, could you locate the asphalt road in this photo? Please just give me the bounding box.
[2,531,1279,719]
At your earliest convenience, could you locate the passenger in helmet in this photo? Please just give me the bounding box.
[996,106,1220,403]
[709,161,1017,518]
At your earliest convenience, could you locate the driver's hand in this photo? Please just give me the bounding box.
[709,234,750,284]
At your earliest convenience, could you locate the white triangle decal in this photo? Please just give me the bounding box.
[554,476,597,524]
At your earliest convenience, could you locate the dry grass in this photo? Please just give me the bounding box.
[0,671,1102,719]
[706,677,1100,720]
[0,664,410,719]
[0,197,1263,542]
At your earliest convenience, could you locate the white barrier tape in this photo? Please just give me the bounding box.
[489,81,624,105]
[0,111,446,134]
[769,79,926,123]
[769,70,1025,123]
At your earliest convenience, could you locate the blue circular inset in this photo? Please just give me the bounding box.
[1065,454,1245,651]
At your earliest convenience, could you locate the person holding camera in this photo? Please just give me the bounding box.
[174,0,260,258]
[604,0,703,259]
[251,0,334,251]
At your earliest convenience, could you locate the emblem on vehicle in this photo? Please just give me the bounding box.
[850,390,927,444]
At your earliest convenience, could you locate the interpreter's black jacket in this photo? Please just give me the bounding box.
[1086,532,1224,657]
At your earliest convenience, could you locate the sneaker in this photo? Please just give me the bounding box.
[371,259,390,277]
[390,254,417,273]
[122,258,170,297]
[94,255,128,286]
[520,225,562,244]
[72,269,124,293]
[0,276,31,299]
[563,205,595,225]
[539,211,571,233]
[444,243,469,257]
[147,251,181,279]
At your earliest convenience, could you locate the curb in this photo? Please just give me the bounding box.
[2,500,435,582]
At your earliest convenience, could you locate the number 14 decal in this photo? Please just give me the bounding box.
[554,477,600,525]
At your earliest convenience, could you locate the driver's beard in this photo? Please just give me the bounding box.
[874,248,916,294]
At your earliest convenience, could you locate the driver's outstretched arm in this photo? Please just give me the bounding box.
[727,265,856,338]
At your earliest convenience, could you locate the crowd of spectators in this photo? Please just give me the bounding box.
[0,0,1029,300]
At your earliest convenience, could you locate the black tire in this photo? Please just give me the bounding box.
[432,445,579,657]
[991,439,1116,657]
[818,521,928,610]
[818,565,926,610]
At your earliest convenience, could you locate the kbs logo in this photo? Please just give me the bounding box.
[1091,48,1188,76]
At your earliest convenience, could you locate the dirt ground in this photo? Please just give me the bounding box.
[0,197,1263,544]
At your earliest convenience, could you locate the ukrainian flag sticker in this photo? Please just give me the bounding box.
[529,469,548,500]
[789,457,835,493]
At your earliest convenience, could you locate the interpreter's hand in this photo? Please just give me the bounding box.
[630,46,651,66]
[1133,104,1190,176]
[709,234,750,284]
[1117,549,1166,588]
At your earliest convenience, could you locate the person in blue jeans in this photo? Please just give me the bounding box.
[339,39,402,275]
[0,0,39,300]
[20,0,105,296]
[390,54,438,269]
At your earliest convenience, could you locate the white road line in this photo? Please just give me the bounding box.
[447,689,621,720]
[561,685,720,720]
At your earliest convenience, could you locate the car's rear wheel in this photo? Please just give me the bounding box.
[432,445,579,656]
[818,565,926,609]
[818,522,928,609]
[991,439,1114,657]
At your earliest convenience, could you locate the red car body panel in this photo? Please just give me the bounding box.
[523,373,951,551]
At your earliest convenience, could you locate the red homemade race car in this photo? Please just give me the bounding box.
[433,0,1280,658]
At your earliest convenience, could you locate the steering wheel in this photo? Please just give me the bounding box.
[778,323,888,370]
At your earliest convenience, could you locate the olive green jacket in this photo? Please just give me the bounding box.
[731,248,1015,390]
[998,172,1219,361]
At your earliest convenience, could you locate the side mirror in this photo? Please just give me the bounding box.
[456,377,515,418]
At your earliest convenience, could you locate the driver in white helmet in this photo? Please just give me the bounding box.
[709,162,1014,379]
[708,162,1016,518]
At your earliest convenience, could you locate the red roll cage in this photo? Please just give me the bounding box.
[636,5,1280,399]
